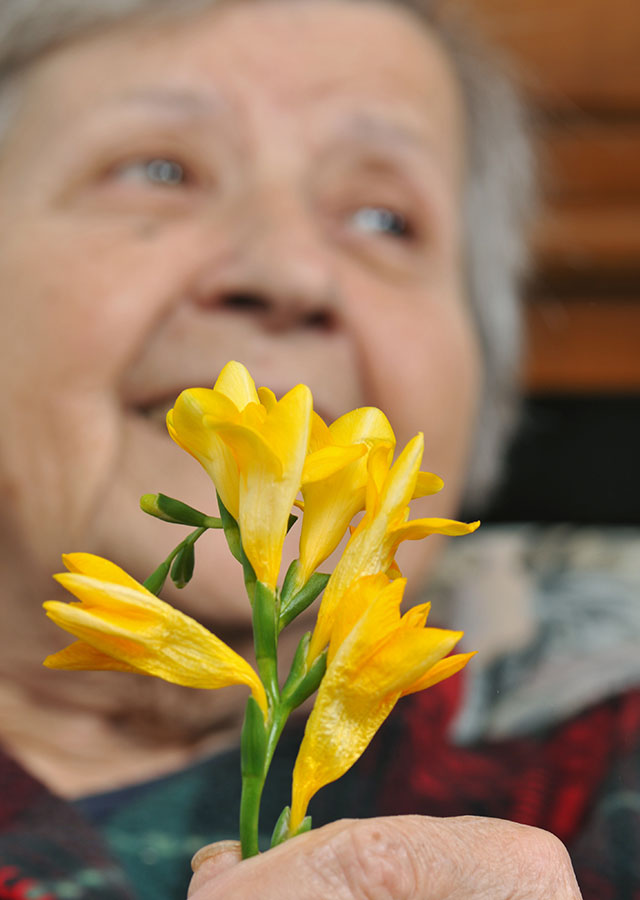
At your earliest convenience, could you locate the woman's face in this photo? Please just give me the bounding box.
[0,0,480,626]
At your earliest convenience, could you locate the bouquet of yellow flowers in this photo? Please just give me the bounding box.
[43,361,478,858]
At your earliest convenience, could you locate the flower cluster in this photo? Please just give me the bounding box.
[44,360,478,855]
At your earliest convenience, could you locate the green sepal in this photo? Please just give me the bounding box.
[279,570,330,631]
[217,494,256,598]
[217,495,244,563]
[240,697,267,780]
[142,559,171,595]
[286,512,298,534]
[281,631,310,698]
[291,816,312,837]
[294,816,312,837]
[170,541,195,589]
[280,559,300,608]
[281,649,327,711]
[140,493,221,528]
[253,581,279,701]
[271,807,312,848]
[270,806,291,848]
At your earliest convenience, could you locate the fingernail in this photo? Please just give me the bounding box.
[191,840,242,873]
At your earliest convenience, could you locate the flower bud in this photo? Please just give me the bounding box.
[140,493,220,528]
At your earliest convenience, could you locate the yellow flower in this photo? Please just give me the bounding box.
[307,433,478,662]
[167,361,313,588]
[167,361,258,521]
[294,407,396,589]
[43,553,268,718]
[290,575,474,832]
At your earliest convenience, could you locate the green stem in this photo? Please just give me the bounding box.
[253,582,280,706]
[239,774,263,859]
[239,579,288,857]
[239,706,291,858]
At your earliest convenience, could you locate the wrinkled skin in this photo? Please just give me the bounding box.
[187,817,582,899]
[0,0,479,784]
[0,0,477,620]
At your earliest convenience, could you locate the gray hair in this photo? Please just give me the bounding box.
[0,0,536,509]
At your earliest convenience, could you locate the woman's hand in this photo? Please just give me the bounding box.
[188,815,582,899]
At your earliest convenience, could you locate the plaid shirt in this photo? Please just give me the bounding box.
[1,679,639,900]
[3,526,639,898]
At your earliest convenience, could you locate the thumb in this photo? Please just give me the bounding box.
[188,840,242,896]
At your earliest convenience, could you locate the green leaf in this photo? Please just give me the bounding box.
[170,542,195,589]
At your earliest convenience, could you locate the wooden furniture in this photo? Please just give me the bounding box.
[456,0,640,392]
[446,0,639,522]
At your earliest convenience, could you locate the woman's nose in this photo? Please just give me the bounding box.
[192,193,341,332]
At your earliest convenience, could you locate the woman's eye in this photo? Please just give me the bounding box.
[349,206,411,238]
[114,158,187,186]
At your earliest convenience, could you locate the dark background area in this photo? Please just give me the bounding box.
[483,394,640,524]
[451,0,639,527]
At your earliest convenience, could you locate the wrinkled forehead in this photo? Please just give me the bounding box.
[9,0,465,186]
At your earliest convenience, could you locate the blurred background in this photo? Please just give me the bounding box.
[458,0,639,526]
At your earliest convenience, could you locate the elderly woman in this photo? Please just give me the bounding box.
[0,0,637,898]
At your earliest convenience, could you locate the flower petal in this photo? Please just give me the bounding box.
[46,558,268,716]
[401,651,476,696]
[52,574,159,617]
[60,553,146,592]
[400,602,431,629]
[291,577,469,831]
[377,432,424,518]
[308,411,332,453]
[294,412,394,588]
[257,385,277,412]
[328,407,394,447]
[169,388,242,518]
[301,444,365,486]
[215,360,260,408]
[391,517,481,543]
[363,442,394,515]
[212,420,283,479]
[215,384,312,587]
[358,627,462,698]
[326,573,392,666]
[412,471,444,498]
[290,687,397,833]
[44,640,140,673]
[260,384,312,469]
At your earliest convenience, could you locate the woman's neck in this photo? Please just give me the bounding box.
[0,674,245,798]
[0,572,307,799]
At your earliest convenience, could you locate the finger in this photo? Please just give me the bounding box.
[188,840,242,897]
[187,816,582,900]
